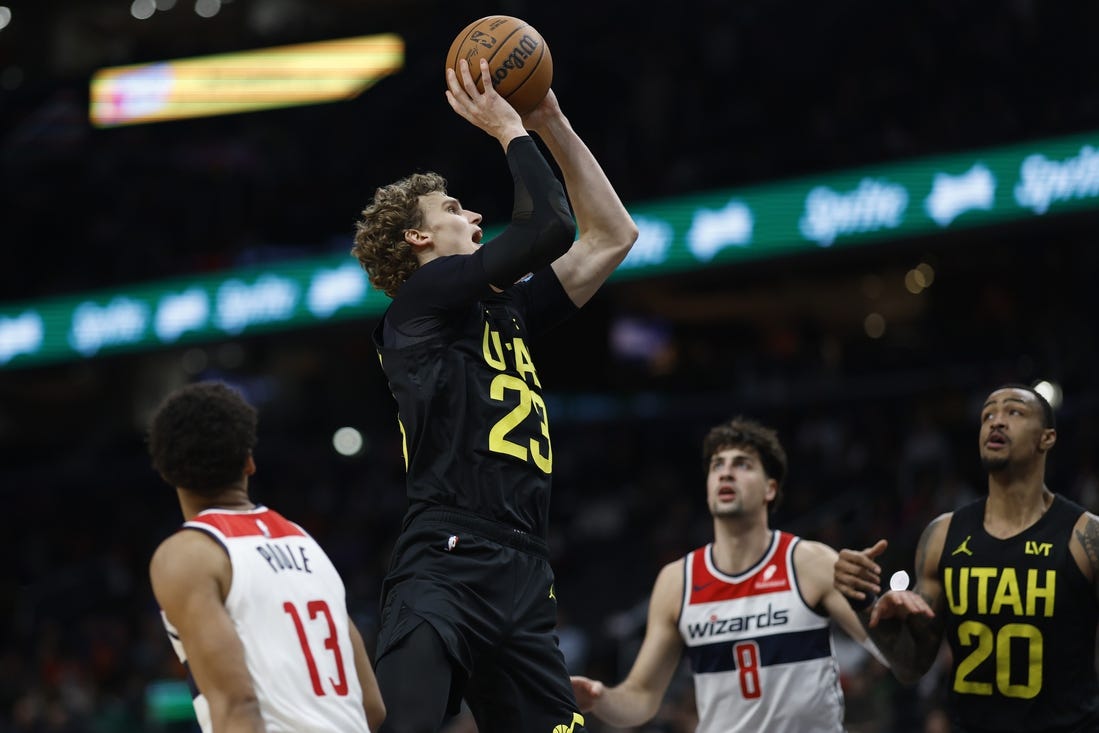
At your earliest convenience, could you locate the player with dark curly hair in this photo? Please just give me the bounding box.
[573,417,883,733]
[148,381,385,733]
[352,58,638,733]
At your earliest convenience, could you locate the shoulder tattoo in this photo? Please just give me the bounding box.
[1074,517,1099,578]
[915,515,945,575]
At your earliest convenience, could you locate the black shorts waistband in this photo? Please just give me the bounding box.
[413,506,549,559]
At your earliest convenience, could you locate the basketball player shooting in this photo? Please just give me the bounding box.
[350,46,638,733]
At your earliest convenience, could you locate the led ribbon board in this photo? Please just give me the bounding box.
[615,131,1099,278]
[90,33,405,127]
[3,131,1098,368]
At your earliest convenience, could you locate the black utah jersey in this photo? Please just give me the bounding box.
[939,494,1099,733]
[374,254,576,538]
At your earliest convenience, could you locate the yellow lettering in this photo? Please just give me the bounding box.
[488,375,529,461]
[482,324,507,370]
[945,567,969,615]
[512,337,541,388]
[1025,541,1054,556]
[997,624,1043,698]
[529,391,552,473]
[971,567,997,614]
[954,621,994,695]
[1026,569,1056,617]
[990,568,1023,615]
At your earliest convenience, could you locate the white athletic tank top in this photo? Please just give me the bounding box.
[161,506,369,733]
[678,531,845,733]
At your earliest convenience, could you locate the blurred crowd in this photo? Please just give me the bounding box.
[3,0,1099,731]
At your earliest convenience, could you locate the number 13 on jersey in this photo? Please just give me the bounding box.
[284,600,349,697]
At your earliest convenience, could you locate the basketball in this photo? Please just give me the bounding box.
[445,15,553,115]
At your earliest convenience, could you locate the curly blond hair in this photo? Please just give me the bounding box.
[352,172,448,297]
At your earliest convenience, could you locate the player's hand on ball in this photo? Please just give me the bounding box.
[445,58,525,145]
[521,89,562,133]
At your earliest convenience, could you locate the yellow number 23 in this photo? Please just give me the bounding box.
[487,374,552,473]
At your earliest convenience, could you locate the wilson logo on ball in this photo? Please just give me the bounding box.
[491,35,541,87]
[446,15,553,115]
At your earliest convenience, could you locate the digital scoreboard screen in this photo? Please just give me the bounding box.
[90,33,404,127]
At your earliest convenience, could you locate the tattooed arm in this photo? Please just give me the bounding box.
[834,514,951,684]
[1070,511,1099,603]
[1069,512,1099,678]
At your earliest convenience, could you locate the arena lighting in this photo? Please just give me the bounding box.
[89,32,405,126]
[0,6,12,31]
[332,427,364,457]
[130,0,155,20]
[904,263,935,294]
[194,0,221,18]
[1033,380,1063,410]
[864,313,886,339]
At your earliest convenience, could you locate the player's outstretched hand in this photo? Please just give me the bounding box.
[445,58,526,147]
[834,539,888,603]
[868,589,935,627]
[569,676,604,713]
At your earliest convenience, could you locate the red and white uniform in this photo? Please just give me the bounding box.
[678,531,844,733]
[161,506,370,733]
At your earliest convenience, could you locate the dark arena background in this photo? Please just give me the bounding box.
[2,1,1098,731]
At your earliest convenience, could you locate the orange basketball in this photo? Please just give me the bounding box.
[445,15,553,116]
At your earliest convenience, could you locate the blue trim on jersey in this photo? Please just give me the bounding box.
[182,524,230,558]
[182,661,201,699]
[686,626,832,674]
[786,537,829,619]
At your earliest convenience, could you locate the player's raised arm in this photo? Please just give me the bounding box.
[521,92,639,307]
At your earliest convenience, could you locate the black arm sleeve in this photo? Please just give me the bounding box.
[479,135,576,288]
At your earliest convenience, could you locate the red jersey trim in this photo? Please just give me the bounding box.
[186,508,304,539]
[688,531,794,603]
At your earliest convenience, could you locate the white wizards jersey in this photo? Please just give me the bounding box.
[678,531,844,733]
[161,506,369,733]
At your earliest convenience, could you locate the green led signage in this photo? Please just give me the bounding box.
[3,131,1097,369]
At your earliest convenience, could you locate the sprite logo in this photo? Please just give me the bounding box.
[798,178,908,246]
[1014,145,1099,215]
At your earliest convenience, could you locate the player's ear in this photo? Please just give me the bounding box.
[244,454,257,476]
[403,228,431,249]
[1038,427,1056,453]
